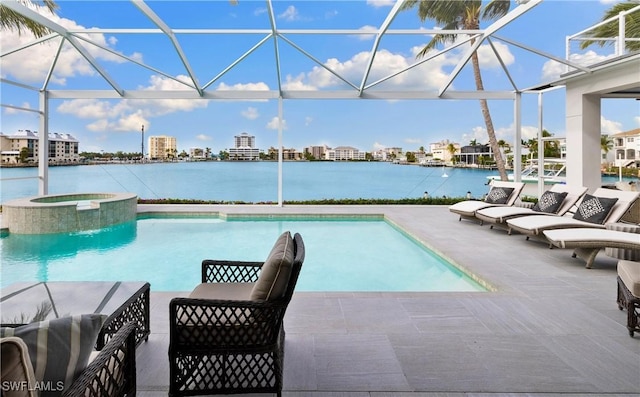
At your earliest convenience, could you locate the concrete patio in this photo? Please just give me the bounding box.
[134,204,639,396]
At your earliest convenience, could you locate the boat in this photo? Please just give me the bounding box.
[487,158,566,197]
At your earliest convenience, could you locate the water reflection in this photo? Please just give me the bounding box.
[1,221,137,261]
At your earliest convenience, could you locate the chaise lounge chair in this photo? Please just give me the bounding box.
[449,180,525,223]
[543,225,640,268]
[475,184,588,229]
[506,188,640,238]
[168,231,305,397]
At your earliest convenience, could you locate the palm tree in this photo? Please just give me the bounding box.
[580,1,640,52]
[469,139,478,146]
[0,0,58,38]
[601,134,613,154]
[401,0,510,181]
[446,143,457,164]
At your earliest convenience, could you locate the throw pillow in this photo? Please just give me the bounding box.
[249,231,295,301]
[484,187,515,204]
[0,314,106,396]
[532,191,568,214]
[572,194,619,224]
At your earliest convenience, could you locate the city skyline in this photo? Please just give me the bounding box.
[1,1,639,156]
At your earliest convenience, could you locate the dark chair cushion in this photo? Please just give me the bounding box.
[533,191,568,213]
[250,231,295,301]
[484,187,514,204]
[573,193,619,224]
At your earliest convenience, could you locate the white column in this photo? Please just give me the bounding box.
[513,92,522,182]
[38,90,49,195]
[537,92,544,198]
[277,97,283,207]
[566,90,601,192]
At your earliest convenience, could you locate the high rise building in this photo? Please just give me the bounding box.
[229,132,260,161]
[148,135,177,160]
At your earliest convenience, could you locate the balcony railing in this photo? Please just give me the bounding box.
[566,4,640,71]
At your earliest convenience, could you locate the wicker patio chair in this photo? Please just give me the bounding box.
[1,321,137,397]
[64,321,137,397]
[168,232,305,397]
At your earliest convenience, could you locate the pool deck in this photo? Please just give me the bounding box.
[9,203,640,396]
[130,204,640,396]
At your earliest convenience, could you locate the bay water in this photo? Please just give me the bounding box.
[0,161,630,203]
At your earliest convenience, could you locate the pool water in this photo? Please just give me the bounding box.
[0,217,485,292]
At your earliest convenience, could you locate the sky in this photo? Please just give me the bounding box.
[1,0,639,155]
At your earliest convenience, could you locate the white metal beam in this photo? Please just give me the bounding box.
[2,0,124,95]
[494,35,592,73]
[46,89,516,100]
[359,0,405,95]
[132,0,203,96]
[266,0,283,96]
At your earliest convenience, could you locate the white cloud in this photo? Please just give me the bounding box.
[367,0,395,8]
[372,142,387,150]
[241,107,260,120]
[0,5,139,85]
[266,117,287,130]
[305,116,313,126]
[404,138,422,144]
[278,5,300,21]
[84,110,148,133]
[635,116,640,127]
[601,115,624,135]
[196,134,212,141]
[57,74,208,132]
[461,126,488,145]
[541,51,613,81]
[286,39,515,92]
[477,41,515,68]
[282,73,319,91]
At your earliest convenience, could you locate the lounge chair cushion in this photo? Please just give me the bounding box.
[250,231,295,301]
[485,187,514,204]
[573,194,618,224]
[618,260,640,298]
[190,282,255,301]
[533,191,568,214]
[0,314,106,396]
[0,337,37,397]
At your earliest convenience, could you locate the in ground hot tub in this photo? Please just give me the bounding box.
[1,193,138,234]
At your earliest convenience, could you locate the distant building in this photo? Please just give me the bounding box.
[190,147,205,159]
[148,135,177,160]
[267,147,302,160]
[304,145,328,160]
[458,144,495,166]
[229,132,260,161]
[429,140,460,164]
[371,147,402,161]
[0,129,79,164]
[610,128,640,167]
[325,146,366,161]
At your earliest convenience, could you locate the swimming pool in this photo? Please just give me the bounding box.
[0,216,486,292]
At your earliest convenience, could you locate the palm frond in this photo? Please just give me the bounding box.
[0,0,58,38]
[579,1,640,51]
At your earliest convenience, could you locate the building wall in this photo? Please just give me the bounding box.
[325,146,365,161]
[148,135,177,159]
[304,145,327,159]
[611,129,640,167]
[0,130,79,164]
